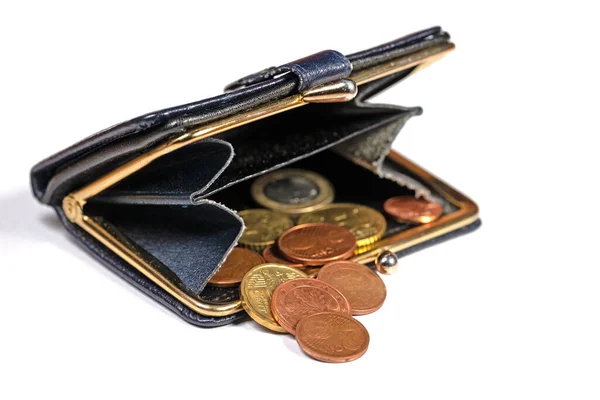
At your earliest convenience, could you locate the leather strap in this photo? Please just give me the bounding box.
[224,50,352,92]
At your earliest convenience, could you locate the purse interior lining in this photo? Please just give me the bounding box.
[83,95,442,296]
[93,101,417,205]
[85,200,243,295]
[85,151,453,296]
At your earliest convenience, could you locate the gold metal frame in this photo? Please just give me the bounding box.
[62,41,478,318]
[351,152,479,265]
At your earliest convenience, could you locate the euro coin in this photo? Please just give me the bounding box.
[278,223,356,266]
[238,209,294,251]
[250,169,334,215]
[262,245,305,269]
[317,260,386,315]
[297,203,387,247]
[383,196,443,224]
[240,264,307,332]
[207,248,265,287]
[271,278,351,335]
[296,312,370,363]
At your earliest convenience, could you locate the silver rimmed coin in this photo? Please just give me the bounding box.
[250,169,334,215]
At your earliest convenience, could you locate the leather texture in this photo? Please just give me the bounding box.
[224,50,352,92]
[54,206,246,327]
[29,27,479,328]
[87,201,244,295]
[347,26,449,71]
[31,76,298,206]
[31,26,447,205]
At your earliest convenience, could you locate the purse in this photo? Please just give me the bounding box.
[30,26,480,327]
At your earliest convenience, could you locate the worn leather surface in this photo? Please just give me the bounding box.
[31,77,298,206]
[225,50,352,92]
[224,26,445,91]
[347,26,449,71]
[29,27,476,328]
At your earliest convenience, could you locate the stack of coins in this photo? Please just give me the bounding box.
[207,168,445,362]
[238,257,386,362]
[250,169,389,254]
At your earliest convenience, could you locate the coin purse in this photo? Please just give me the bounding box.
[30,27,480,327]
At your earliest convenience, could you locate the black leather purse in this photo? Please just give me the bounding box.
[30,26,480,327]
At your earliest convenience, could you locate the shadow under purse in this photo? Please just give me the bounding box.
[30,26,480,327]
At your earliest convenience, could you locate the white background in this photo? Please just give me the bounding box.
[1,1,599,399]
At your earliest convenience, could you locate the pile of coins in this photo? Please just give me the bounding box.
[208,168,444,362]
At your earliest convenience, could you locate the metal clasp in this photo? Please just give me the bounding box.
[301,79,357,103]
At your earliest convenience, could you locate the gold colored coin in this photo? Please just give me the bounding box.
[298,203,387,247]
[250,169,334,215]
[240,264,307,332]
[238,209,294,251]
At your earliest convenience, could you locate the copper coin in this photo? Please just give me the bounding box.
[271,278,351,335]
[278,223,356,266]
[296,312,369,363]
[317,261,386,315]
[262,245,305,269]
[208,248,265,287]
[383,196,444,224]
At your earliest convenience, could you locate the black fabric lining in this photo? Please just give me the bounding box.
[92,139,235,204]
[91,102,416,205]
[202,104,413,199]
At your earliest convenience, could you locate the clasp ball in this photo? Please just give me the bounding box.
[375,250,398,275]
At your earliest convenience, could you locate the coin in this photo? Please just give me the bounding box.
[383,196,443,224]
[262,245,305,269]
[251,169,334,215]
[240,264,307,332]
[207,248,265,287]
[238,209,294,251]
[271,278,351,335]
[278,223,356,266]
[295,312,370,363]
[297,203,387,247]
[317,261,386,315]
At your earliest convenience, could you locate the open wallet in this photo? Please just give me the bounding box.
[30,26,480,328]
